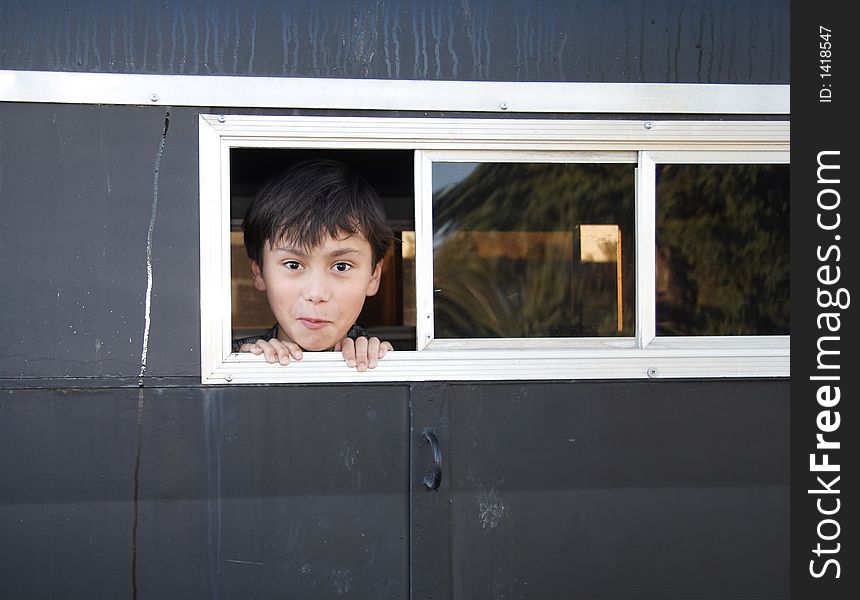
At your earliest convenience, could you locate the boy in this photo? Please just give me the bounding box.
[233,159,394,371]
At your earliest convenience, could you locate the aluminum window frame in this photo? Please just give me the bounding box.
[200,114,789,384]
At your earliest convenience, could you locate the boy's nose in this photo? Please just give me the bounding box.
[302,274,332,303]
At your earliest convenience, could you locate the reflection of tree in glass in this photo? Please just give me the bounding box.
[656,164,790,335]
[433,163,634,338]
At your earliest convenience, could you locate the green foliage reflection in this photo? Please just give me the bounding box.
[656,164,790,335]
[432,163,635,338]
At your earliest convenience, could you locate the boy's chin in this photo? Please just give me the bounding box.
[301,341,336,351]
[287,330,343,352]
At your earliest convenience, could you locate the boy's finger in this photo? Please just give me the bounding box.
[283,342,303,361]
[267,339,292,365]
[340,337,357,367]
[378,341,393,358]
[254,340,277,363]
[366,337,381,369]
[353,336,369,371]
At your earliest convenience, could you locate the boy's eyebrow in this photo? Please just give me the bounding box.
[328,247,361,257]
[272,245,306,256]
[271,245,362,257]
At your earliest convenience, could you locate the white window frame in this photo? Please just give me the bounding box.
[200,114,789,384]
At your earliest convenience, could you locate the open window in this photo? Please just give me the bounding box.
[229,148,417,350]
[200,114,789,383]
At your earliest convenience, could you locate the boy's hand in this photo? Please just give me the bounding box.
[335,336,393,371]
[239,339,303,365]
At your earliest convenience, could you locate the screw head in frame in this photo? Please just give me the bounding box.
[150,93,160,103]
[644,121,653,129]
[646,367,658,378]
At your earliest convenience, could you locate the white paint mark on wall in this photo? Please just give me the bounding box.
[138,110,170,386]
[477,489,506,530]
[339,445,358,470]
[225,559,264,566]
[331,568,352,595]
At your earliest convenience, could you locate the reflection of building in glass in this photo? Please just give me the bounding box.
[579,224,619,263]
[580,224,622,331]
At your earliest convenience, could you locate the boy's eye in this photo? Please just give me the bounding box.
[333,262,352,272]
[283,260,302,270]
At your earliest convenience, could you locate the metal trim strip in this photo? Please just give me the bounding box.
[2,69,789,114]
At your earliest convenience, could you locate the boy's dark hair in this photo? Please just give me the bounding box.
[243,159,394,266]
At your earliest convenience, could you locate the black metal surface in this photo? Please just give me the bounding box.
[0,0,789,84]
[411,379,789,599]
[0,103,200,380]
[1,379,789,598]
[0,384,410,599]
[0,387,139,599]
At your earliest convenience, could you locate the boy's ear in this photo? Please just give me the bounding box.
[365,260,383,297]
[250,260,267,291]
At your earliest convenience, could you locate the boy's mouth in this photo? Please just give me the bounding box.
[298,317,332,330]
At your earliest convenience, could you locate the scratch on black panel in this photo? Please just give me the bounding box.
[232,2,241,73]
[673,2,684,83]
[192,7,202,73]
[767,2,777,82]
[124,8,136,71]
[155,3,166,73]
[138,110,170,388]
[131,388,145,600]
[383,2,400,78]
[707,1,716,82]
[557,12,569,81]
[248,0,258,74]
[746,2,756,82]
[282,3,298,75]
[638,2,647,82]
[447,3,458,79]
[203,396,223,597]
[664,1,672,82]
[430,4,441,78]
[695,4,705,82]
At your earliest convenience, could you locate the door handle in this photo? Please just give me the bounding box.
[422,428,442,490]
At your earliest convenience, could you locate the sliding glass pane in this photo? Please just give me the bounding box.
[656,164,790,336]
[432,162,635,338]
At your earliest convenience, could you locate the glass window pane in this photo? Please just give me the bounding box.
[656,164,790,336]
[432,162,635,338]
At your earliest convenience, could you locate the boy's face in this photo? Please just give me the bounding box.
[250,231,382,351]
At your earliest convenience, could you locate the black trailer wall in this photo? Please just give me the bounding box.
[0,0,789,84]
[1,1,789,599]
